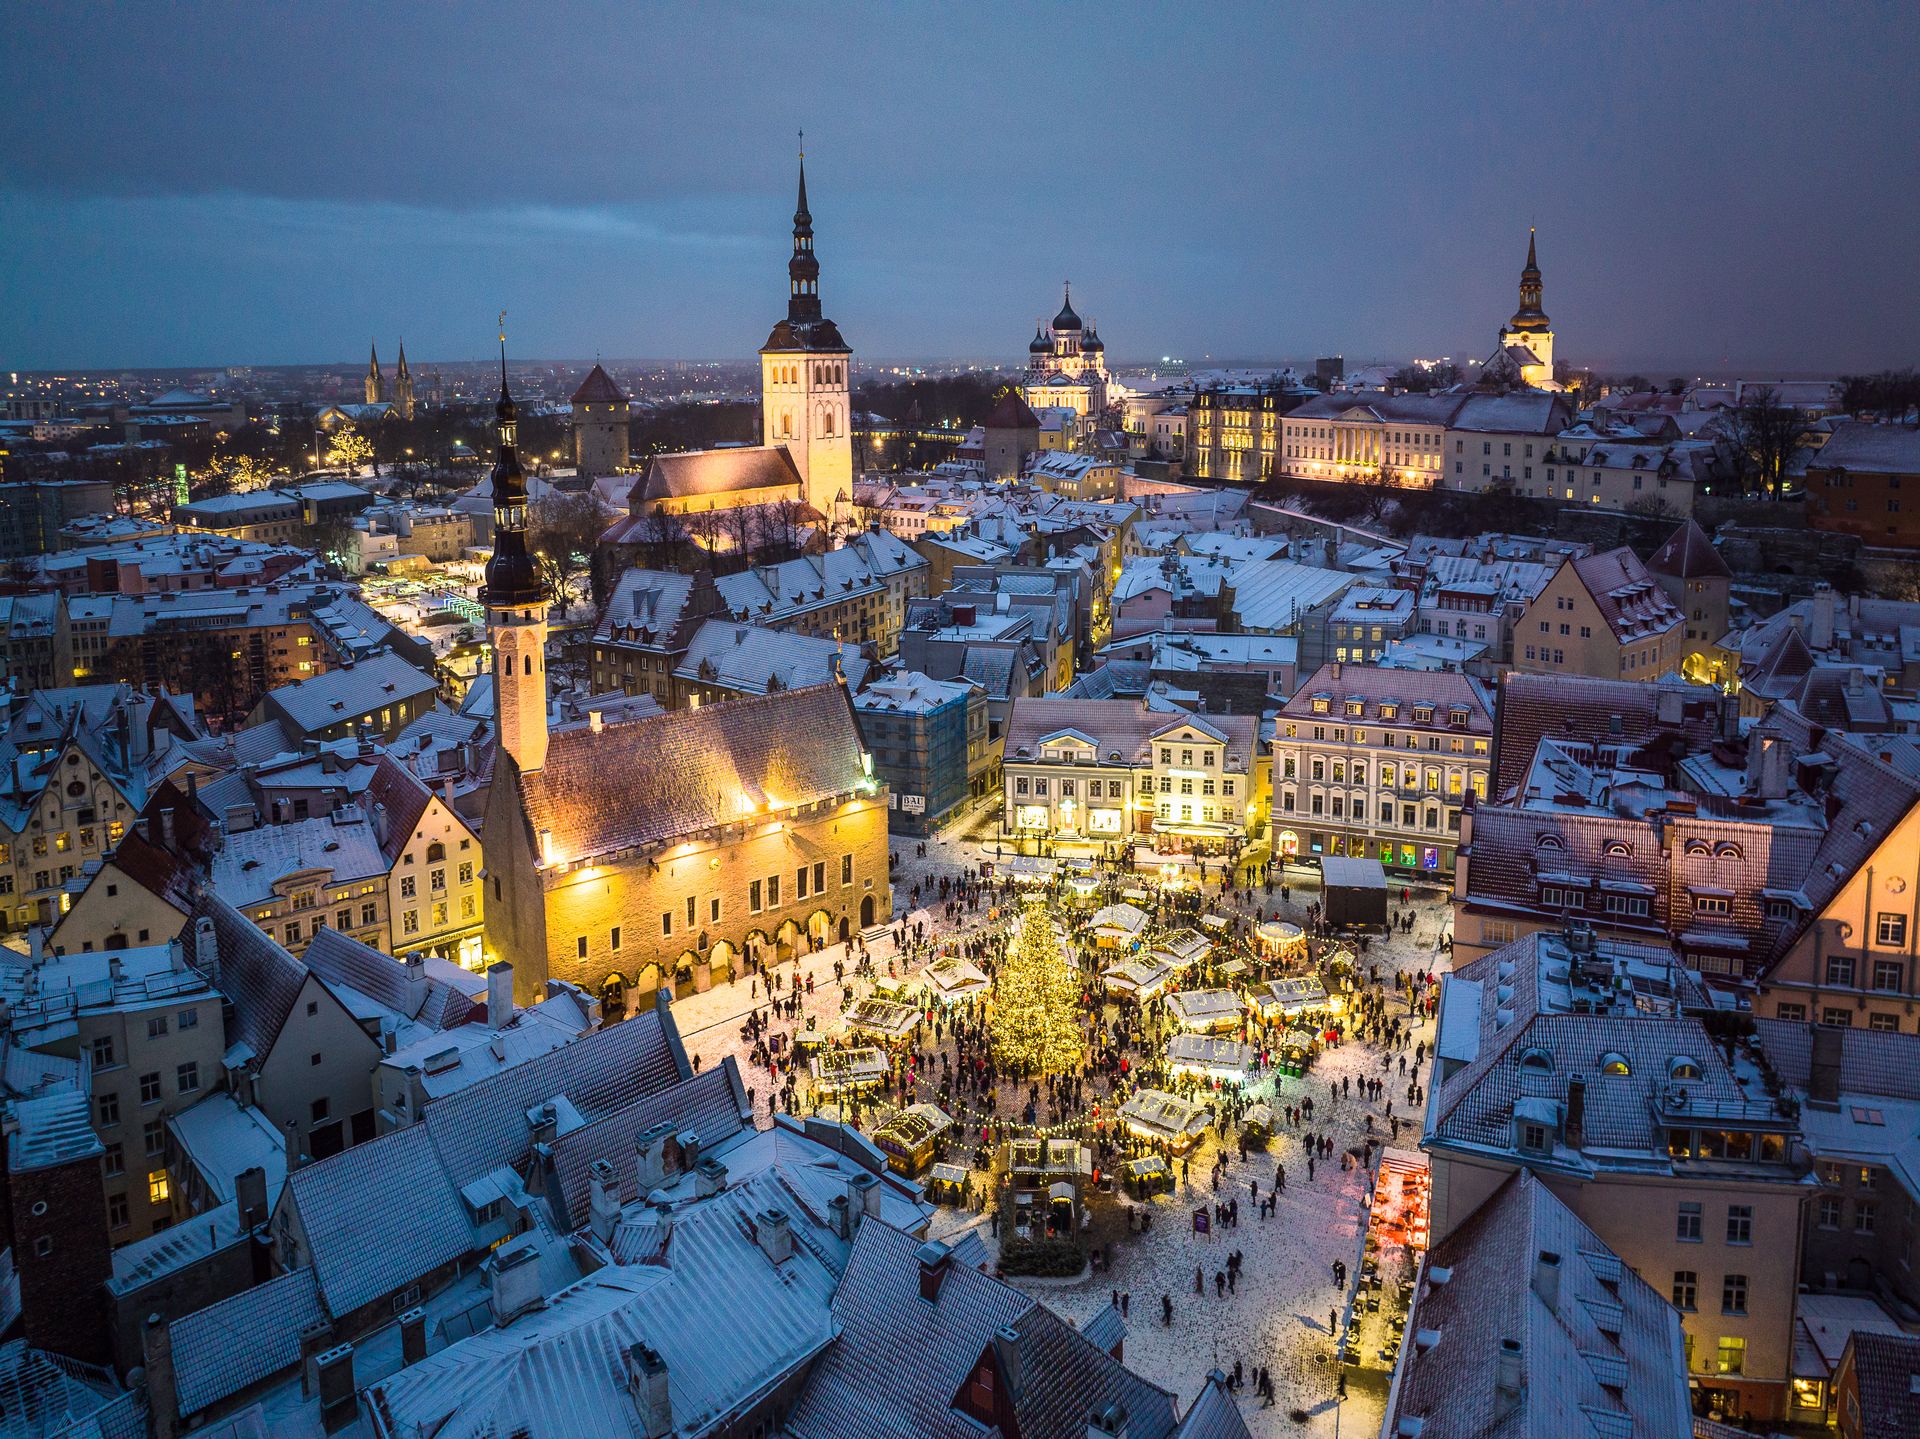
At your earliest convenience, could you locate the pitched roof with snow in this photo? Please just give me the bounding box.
[638,446,802,502]
[1562,549,1685,644]
[569,363,628,406]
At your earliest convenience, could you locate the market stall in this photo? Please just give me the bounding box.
[1120,1153,1172,1198]
[1165,988,1245,1034]
[1241,1102,1276,1143]
[926,1162,972,1204]
[1276,1023,1321,1076]
[922,955,991,1002]
[1322,855,1388,928]
[872,1102,953,1176]
[844,997,920,1045]
[1249,975,1330,1024]
[1088,902,1150,949]
[810,1046,888,1096]
[1102,955,1175,1000]
[1166,1033,1252,1084]
[1119,1089,1215,1152]
[1150,928,1212,970]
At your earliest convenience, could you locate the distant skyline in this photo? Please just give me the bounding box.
[2,2,1916,375]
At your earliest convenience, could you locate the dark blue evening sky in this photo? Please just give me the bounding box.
[2,1,1915,373]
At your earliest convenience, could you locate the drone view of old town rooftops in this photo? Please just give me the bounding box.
[1,5,1917,1438]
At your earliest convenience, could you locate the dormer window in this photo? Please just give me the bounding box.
[1599,1053,1631,1076]
[1518,1047,1554,1073]
[1413,705,1434,725]
[1311,696,1330,715]
[1380,703,1398,720]
[1521,1122,1549,1153]
[1669,1057,1702,1081]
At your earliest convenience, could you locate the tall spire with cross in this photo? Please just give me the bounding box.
[483,312,549,772]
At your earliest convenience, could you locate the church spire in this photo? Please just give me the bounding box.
[787,142,822,325]
[1509,227,1548,330]
[365,340,384,405]
[482,317,543,611]
[395,337,410,379]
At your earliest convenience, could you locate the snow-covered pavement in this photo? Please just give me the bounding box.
[670,827,1455,1438]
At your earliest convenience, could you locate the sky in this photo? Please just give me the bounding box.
[2,1,1917,375]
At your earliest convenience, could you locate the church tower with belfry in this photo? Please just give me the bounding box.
[759,144,853,519]
[392,338,415,419]
[1496,229,1556,387]
[364,341,385,405]
[481,323,549,774]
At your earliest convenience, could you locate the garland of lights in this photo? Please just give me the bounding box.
[990,898,1086,1074]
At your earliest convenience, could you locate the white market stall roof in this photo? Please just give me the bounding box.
[1118,1089,1214,1146]
[1166,988,1245,1031]
[1321,854,1388,889]
[1249,975,1330,1020]
[1002,855,1058,882]
[810,1047,888,1094]
[843,998,919,1041]
[923,955,990,1000]
[1089,902,1150,940]
[1102,955,1175,999]
[1151,929,1212,967]
[1167,1034,1252,1081]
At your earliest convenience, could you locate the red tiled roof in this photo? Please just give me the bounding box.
[1492,673,1719,796]
[1565,548,1685,643]
[638,447,803,502]
[569,364,628,406]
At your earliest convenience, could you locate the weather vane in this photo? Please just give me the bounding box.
[798,127,805,159]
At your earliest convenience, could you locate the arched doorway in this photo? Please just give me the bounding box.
[1277,830,1299,860]
[775,919,800,961]
[708,938,735,984]
[807,910,833,947]
[860,894,876,928]
[672,950,701,999]
[744,929,770,971]
[838,916,850,943]
[600,972,630,1023]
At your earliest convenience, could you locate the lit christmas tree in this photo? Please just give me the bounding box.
[992,899,1084,1074]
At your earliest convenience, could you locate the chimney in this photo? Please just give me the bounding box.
[298,1320,333,1398]
[624,1343,673,1439]
[399,1306,427,1367]
[694,1155,728,1197]
[1494,1338,1524,1411]
[847,1171,882,1234]
[487,1235,546,1326]
[1563,1077,1586,1149]
[589,708,603,734]
[487,960,513,1028]
[316,1343,357,1433]
[404,952,426,990]
[1531,1250,1562,1313]
[756,1208,793,1266]
[143,1314,178,1439]
[677,1129,702,1174]
[917,1239,952,1302]
[285,1119,306,1172]
[250,1226,274,1286]
[1087,1402,1129,1439]
[992,1324,1024,1399]
[1809,1022,1844,1107]
[635,1122,674,1194]
[589,1158,621,1243]
[194,915,217,988]
[828,1193,851,1241]
[1810,583,1837,650]
[527,1101,558,1147]
[234,1165,268,1230]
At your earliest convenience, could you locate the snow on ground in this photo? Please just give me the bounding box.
[671,817,1453,1439]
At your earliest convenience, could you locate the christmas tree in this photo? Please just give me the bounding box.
[992,899,1083,1074]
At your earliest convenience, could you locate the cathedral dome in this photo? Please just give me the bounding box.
[1029,327,1050,354]
[1052,285,1083,333]
[1083,327,1104,353]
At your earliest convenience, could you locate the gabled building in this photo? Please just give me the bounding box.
[1513,547,1685,681]
[1647,518,1733,681]
[363,755,484,967]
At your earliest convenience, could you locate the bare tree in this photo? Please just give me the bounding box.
[1733,386,1803,498]
[528,490,607,616]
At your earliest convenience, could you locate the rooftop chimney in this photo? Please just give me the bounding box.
[1811,583,1837,650]
[144,1313,178,1439]
[399,1306,427,1368]
[589,1158,621,1243]
[487,1235,546,1326]
[1088,1402,1129,1439]
[993,1324,1024,1400]
[847,1171,882,1234]
[195,915,218,988]
[635,1121,674,1195]
[1563,1077,1586,1150]
[486,960,513,1029]
[1494,1338,1524,1412]
[316,1343,357,1433]
[1809,1022,1844,1108]
[235,1166,268,1231]
[298,1320,333,1398]
[1531,1250,1562,1313]
[694,1155,728,1197]
[625,1343,673,1439]
[757,1207,793,1267]
[828,1193,851,1241]
[917,1239,952,1302]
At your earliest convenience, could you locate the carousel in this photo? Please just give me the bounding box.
[1166,1033,1253,1084]
[1165,987,1245,1034]
[1255,919,1307,963]
[1119,1089,1214,1153]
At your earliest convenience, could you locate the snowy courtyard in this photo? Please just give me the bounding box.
[668,819,1454,1438]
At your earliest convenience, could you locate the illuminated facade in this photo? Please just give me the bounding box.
[1484,229,1558,389]
[482,682,891,1014]
[1020,286,1109,435]
[480,342,550,775]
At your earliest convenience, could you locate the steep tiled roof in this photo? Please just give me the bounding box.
[170,1266,325,1415]
[1843,1331,1920,1439]
[301,926,479,1031]
[360,753,436,864]
[568,363,628,405]
[1753,1018,1920,1102]
[1173,1371,1254,1439]
[985,391,1041,429]
[189,892,307,1060]
[1000,1303,1179,1439]
[547,1060,748,1227]
[1565,548,1685,643]
[515,685,869,865]
[1385,1170,1690,1439]
[1281,662,1493,732]
[638,446,801,502]
[1492,673,1718,797]
[1648,519,1730,581]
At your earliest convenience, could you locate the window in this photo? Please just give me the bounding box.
[459,862,474,886]
[1715,1337,1745,1376]
[610,926,622,952]
[1677,1202,1702,1242]
[103,1141,124,1178]
[362,901,378,926]
[1876,912,1907,947]
[1817,1196,1841,1229]
[842,854,853,885]
[178,1007,198,1031]
[1872,958,1904,991]
[139,1071,162,1104]
[176,1062,199,1093]
[661,912,673,937]
[108,1194,129,1230]
[401,910,419,935]
[147,1014,168,1039]
[576,935,588,959]
[401,875,416,900]
[1671,1270,1697,1309]
[1722,1274,1747,1315]
[91,1035,115,1069]
[1855,1202,1878,1234]
[144,1119,164,1155]
[1521,1123,1548,1152]
[1726,1205,1752,1244]
[98,1093,119,1127]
